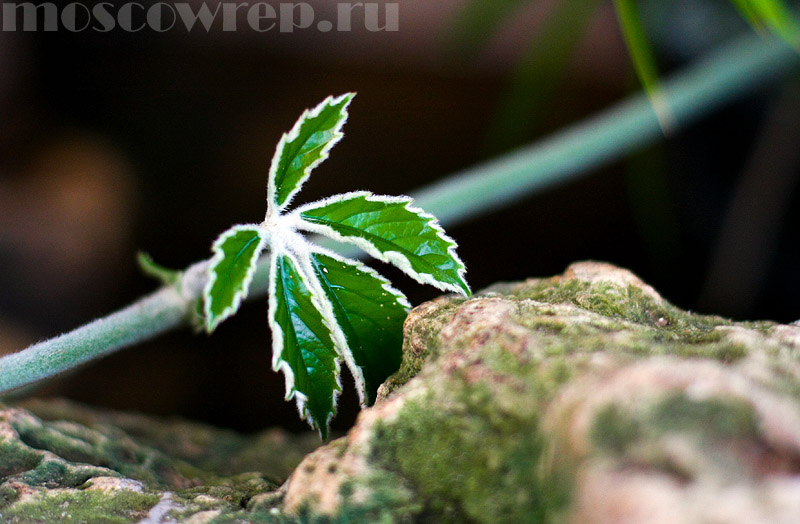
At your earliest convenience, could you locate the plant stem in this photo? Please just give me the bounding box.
[1,32,796,395]
[0,288,188,394]
[409,32,796,226]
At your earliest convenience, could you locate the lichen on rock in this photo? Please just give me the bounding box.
[3,261,800,523]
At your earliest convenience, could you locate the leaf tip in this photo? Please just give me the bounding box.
[318,422,329,441]
[338,91,357,104]
[203,310,219,334]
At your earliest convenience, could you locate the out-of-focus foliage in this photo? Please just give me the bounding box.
[447,0,530,58]
[614,0,799,128]
[729,0,800,45]
[450,0,601,153]
[452,0,800,147]
[614,0,674,130]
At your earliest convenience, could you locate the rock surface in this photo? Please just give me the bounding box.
[3,261,800,523]
[0,398,320,523]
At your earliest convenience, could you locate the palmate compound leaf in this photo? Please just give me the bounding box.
[290,191,471,297]
[266,93,355,217]
[202,94,470,438]
[309,250,411,406]
[269,250,342,440]
[203,225,268,333]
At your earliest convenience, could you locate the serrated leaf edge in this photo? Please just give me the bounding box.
[266,93,355,218]
[203,224,268,333]
[288,191,471,296]
[267,244,344,435]
[204,94,472,436]
[307,244,411,407]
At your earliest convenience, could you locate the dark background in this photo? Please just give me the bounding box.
[1,0,799,434]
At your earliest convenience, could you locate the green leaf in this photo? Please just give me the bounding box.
[266,93,355,215]
[309,251,410,406]
[203,225,268,333]
[293,192,471,296]
[269,251,341,439]
[731,0,766,28]
[730,0,800,46]
[613,0,674,131]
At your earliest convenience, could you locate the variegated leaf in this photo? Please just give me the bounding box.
[266,93,355,216]
[269,250,341,439]
[292,192,471,296]
[203,225,267,333]
[309,250,410,406]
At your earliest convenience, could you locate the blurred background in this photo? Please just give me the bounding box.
[1,0,800,434]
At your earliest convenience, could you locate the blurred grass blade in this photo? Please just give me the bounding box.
[485,0,601,154]
[447,0,528,59]
[730,0,800,47]
[614,0,675,132]
[730,0,765,28]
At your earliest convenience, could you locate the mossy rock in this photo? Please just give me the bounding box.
[3,261,800,523]
[0,399,320,523]
[284,262,800,524]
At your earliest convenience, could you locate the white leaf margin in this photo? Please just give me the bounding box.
[286,191,471,297]
[265,93,355,219]
[267,240,344,434]
[305,244,412,407]
[203,224,268,333]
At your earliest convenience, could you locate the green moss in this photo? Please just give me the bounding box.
[13,423,97,466]
[590,405,642,453]
[0,490,160,524]
[483,279,747,365]
[20,399,320,489]
[291,471,420,524]
[590,394,760,460]
[381,301,461,397]
[513,304,567,334]
[0,441,43,479]
[674,342,747,362]
[765,364,800,402]
[509,279,730,334]
[372,385,571,524]
[547,359,572,387]
[19,461,112,489]
[180,473,277,509]
[508,279,637,318]
[338,481,354,499]
[649,394,759,440]
[738,320,777,333]
[0,484,20,507]
[209,510,295,524]
[201,478,420,524]
[625,330,747,363]
[8,418,180,490]
[386,276,749,413]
